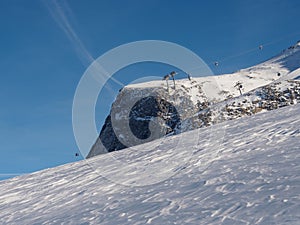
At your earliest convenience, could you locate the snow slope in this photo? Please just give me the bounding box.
[1,104,299,224]
[180,68,300,132]
[128,41,300,102]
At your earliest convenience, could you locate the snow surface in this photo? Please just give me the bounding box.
[127,42,300,103]
[0,104,299,224]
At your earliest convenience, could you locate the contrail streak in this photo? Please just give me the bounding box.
[43,0,124,87]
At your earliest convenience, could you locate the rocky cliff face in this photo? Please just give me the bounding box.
[87,80,208,158]
[88,76,300,158]
[183,78,300,130]
[87,42,300,158]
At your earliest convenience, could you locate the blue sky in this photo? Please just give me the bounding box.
[1,0,300,180]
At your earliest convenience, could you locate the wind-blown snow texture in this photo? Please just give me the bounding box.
[0,104,299,224]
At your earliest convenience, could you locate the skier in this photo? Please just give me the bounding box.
[214,62,219,66]
[259,45,263,50]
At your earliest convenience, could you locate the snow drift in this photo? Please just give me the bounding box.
[0,103,299,224]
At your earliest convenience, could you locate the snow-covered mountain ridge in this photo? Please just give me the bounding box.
[181,69,300,132]
[1,43,300,224]
[88,42,300,157]
[0,102,299,224]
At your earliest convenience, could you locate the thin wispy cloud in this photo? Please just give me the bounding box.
[44,0,93,65]
[43,0,124,87]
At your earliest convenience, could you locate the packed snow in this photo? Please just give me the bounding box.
[0,103,299,224]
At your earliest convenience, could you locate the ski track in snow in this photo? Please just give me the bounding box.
[0,104,299,224]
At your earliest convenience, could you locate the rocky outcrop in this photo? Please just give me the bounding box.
[87,77,300,158]
[184,79,300,129]
[87,80,208,158]
[87,42,300,158]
